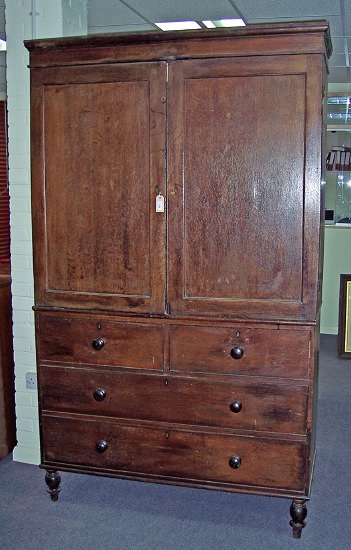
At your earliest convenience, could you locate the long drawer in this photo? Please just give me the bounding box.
[42,414,305,492]
[170,325,311,378]
[39,365,308,434]
[36,314,164,370]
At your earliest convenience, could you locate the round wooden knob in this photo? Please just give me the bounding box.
[95,440,108,453]
[92,337,105,351]
[93,388,106,402]
[230,400,242,413]
[229,455,241,469]
[230,346,244,359]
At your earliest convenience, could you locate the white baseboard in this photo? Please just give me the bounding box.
[12,445,40,465]
[320,326,338,335]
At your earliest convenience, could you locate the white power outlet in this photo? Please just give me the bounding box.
[25,372,37,389]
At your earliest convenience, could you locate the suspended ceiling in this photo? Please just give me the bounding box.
[87,0,351,85]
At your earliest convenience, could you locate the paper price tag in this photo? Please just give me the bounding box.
[156,193,165,212]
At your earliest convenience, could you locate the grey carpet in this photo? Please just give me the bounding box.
[0,335,350,550]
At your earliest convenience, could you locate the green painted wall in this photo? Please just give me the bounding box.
[321,226,351,334]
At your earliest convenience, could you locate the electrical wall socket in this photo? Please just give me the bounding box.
[25,372,37,389]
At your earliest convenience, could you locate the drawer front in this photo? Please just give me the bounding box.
[170,325,310,378]
[37,315,164,370]
[42,415,305,491]
[40,366,308,435]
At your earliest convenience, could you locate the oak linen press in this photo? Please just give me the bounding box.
[25,21,331,538]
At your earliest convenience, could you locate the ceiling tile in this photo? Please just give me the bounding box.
[121,0,241,22]
[89,24,155,34]
[235,0,340,19]
[88,0,148,27]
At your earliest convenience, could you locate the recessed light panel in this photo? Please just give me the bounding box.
[214,19,246,28]
[202,21,216,29]
[155,21,201,31]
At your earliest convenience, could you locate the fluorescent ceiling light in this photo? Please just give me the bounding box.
[327,96,351,105]
[0,39,6,51]
[155,19,246,32]
[214,19,246,28]
[202,21,216,29]
[155,21,201,31]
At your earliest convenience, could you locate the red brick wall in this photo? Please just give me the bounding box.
[0,101,10,271]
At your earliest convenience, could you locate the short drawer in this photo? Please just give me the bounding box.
[42,415,305,492]
[170,325,310,378]
[40,366,308,435]
[36,314,164,370]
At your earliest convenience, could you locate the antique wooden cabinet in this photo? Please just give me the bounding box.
[25,22,331,538]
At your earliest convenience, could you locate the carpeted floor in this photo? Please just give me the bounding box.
[0,334,350,550]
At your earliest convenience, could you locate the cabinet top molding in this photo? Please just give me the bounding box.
[24,20,332,68]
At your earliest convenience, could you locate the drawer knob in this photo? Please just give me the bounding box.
[93,388,106,402]
[230,346,244,360]
[229,455,242,469]
[95,440,108,453]
[230,400,242,413]
[92,337,105,351]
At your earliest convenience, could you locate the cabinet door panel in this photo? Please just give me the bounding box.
[168,56,323,321]
[31,63,167,313]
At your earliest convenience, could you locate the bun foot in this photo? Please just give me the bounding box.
[45,470,61,501]
[289,499,307,539]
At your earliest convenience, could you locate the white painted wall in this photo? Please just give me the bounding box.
[6,0,87,465]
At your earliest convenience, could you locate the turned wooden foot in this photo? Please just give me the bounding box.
[45,470,61,501]
[289,499,307,539]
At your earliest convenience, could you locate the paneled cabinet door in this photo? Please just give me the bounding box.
[31,62,167,314]
[167,55,324,322]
